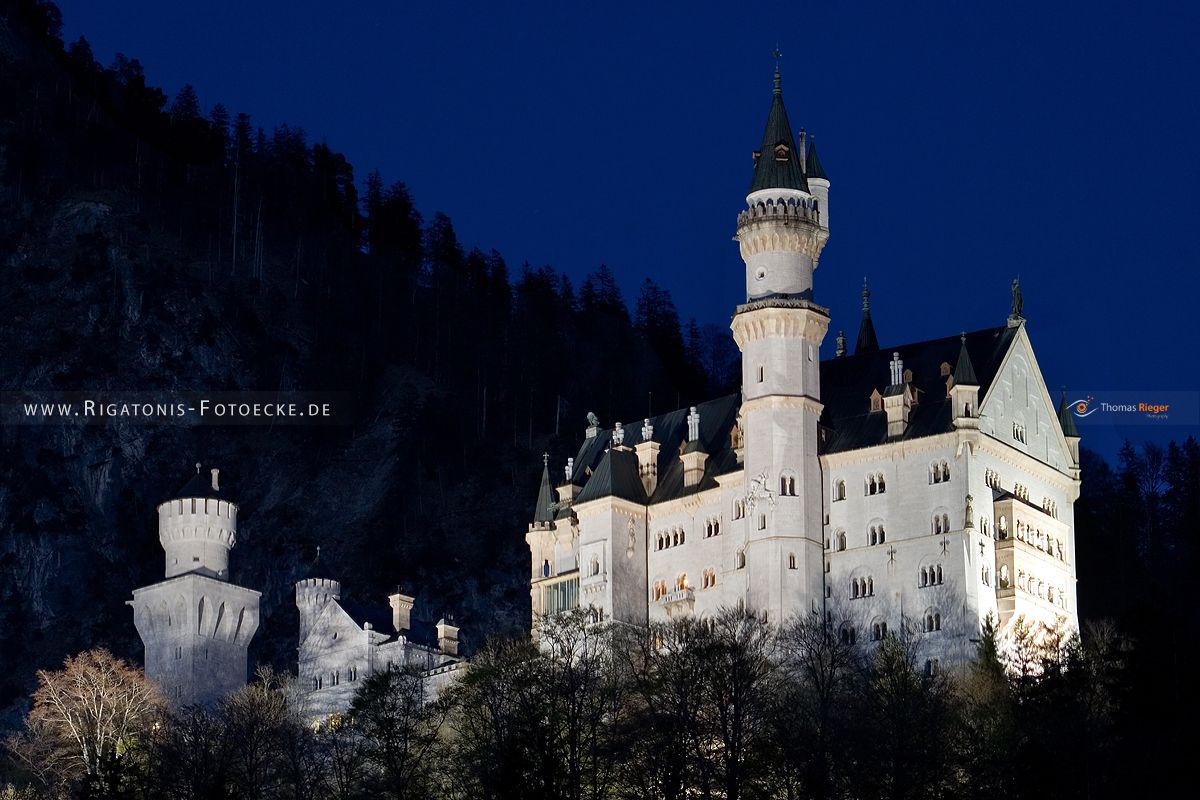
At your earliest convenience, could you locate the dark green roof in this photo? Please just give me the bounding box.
[575,448,647,506]
[1058,391,1080,438]
[855,313,879,354]
[804,137,827,180]
[855,280,879,354]
[749,69,809,194]
[952,337,979,385]
[533,462,556,523]
[167,465,226,502]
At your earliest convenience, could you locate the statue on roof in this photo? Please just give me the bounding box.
[586,411,599,427]
[1011,278,1023,318]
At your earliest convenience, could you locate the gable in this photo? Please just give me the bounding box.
[978,326,1071,472]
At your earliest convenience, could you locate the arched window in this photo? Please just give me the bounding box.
[675,573,688,592]
[877,474,886,492]
[936,565,943,584]
[870,526,878,546]
[867,475,877,495]
[941,463,950,482]
[878,526,886,544]
[788,476,796,495]
[590,556,600,577]
[788,553,797,570]
[920,567,928,587]
[679,528,685,545]
[867,577,874,595]
[852,580,860,599]
[942,514,950,533]
[542,560,551,578]
[834,480,846,501]
[736,550,746,569]
[837,532,847,552]
[999,564,1010,588]
[933,516,942,535]
[758,514,766,530]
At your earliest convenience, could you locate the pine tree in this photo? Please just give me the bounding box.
[170,83,200,121]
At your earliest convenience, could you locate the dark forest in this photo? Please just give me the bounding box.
[1,1,1198,797]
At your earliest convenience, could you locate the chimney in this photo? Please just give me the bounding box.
[436,618,460,657]
[388,592,414,632]
[635,418,660,495]
[210,468,220,492]
[883,353,912,438]
[680,407,708,488]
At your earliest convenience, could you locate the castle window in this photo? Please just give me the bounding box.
[679,529,685,545]
[878,526,886,544]
[736,550,746,569]
[675,573,688,592]
[837,532,847,552]
[872,621,888,641]
[825,585,832,598]
[925,659,940,676]
[333,671,340,686]
[920,567,928,587]
[757,365,765,383]
[349,667,357,681]
[758,514,766,530]
[313,677,320,691]
[590,556,600,577]
[877,474,886,492]
[788,553,797,570]
[839,625,857,645]
[834,480,846,501]
[542,560,551,577]
[924,611,942,633]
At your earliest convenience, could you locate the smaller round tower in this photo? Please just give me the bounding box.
[296,551,341,646]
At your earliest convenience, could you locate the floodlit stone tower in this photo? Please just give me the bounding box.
[731,65,831,621]
[129,465,260,706]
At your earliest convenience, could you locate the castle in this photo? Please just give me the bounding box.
[525,68,1081,663]
[294,564,466,718]
[128,467,260,706]
[130,467,465,712]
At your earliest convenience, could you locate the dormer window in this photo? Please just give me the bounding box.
[773,143,789,161]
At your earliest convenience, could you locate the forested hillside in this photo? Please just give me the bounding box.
[0,0,736,727]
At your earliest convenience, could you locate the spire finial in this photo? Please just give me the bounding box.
[542,452,549,467]
[862,277,871,313]
[772,46,782,94]
[195,462,201,474]
[835,330,847,358]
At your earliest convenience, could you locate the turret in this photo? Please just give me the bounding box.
[730,66,831,622]
[736,66,829,301]
[157,465,237,580]
[856,278,879,355]
[949,334,980,424]
[296,549,341,645]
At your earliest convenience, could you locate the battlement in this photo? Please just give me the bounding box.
[736,195,821,231]
[157,497,238,519]
[296,577,341,591]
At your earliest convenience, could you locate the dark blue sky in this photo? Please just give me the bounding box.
[57,1,1200,456]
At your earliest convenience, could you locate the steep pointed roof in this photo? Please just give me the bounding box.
[804,136,827,180]
[749,68,809,194]
[1058,391,1080,437]
[855,279,879,354]
[952,335,979,385]
[533,458,556,523]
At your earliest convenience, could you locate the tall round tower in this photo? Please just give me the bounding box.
[129,465,260,706]
[731,66,831,622]
[296,550,341,646]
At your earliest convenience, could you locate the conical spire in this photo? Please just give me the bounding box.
[855,277,879,354]
[533,454,556,524]
[1058,390,1080,438]
[952,334,978,386]
[749,67,809,194]
[804,135,827,180]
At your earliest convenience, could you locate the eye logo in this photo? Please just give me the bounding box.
[1071,396,1097,418]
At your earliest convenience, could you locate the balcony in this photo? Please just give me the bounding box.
[661,587,695,618]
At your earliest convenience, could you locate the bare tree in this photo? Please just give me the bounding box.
[6,649,164,793]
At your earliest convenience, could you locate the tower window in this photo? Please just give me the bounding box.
[757,366,765,383]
